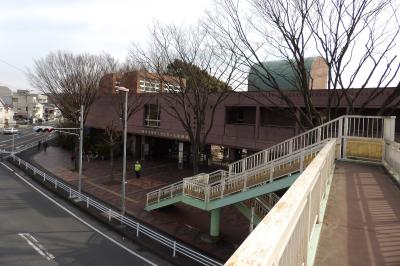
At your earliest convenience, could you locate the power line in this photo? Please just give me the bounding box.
[0,80,32,91]
[0,58,28,75]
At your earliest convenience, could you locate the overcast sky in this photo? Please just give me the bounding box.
[0,0,213,91]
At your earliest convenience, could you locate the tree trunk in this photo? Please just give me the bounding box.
[74,138,79,171]
[191,142,200,175]
[110,146,114,180]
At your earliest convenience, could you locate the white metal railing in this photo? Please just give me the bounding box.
[258,192,280,209]
[227,116,342,175]
[383,140,400,178]
[8,155,222,266]
[147,140,328,206]
[146,115,389,208]
[184,141,327,203]
[247,193,281,219]
[225,139,337,265]
[228,116,385,176]
[0,134,55,155]
[146,180,183,206]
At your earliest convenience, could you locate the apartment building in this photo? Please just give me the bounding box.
[0,96,14,127]
[12,90,48,121]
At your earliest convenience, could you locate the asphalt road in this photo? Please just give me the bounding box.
[0,126,49,152]
[0,162,172,266]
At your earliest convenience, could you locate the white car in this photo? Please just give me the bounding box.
[3,127,19,135]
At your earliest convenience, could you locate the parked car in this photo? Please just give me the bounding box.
[3,127,19,135]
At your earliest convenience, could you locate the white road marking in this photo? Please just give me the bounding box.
[1,162,13,171]
[0,162,157,266]
[0,132,37,144]
[18,233,55,261]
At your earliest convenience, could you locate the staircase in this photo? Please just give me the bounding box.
[145,116,385,211]
[236,192,281,226]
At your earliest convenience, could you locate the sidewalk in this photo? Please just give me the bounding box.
[32,146,249,261]
[315,161,400,265]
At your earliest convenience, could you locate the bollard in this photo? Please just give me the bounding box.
[173,241,177,257]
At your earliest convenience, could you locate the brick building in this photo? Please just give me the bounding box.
[86,70,400,165]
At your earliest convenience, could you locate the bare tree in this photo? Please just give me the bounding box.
[206,0,323,129]
[104,119,120,180]
[309,0,400,117]
[207,0,400,127]
[107,71,148,178]
[29,51,118,169]
[29,51,117,124]
[131,23,243,174]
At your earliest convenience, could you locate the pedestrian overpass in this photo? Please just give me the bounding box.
[145,115,399,265]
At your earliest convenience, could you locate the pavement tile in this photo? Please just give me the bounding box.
[315,161,400,266]
[32,146,249,261]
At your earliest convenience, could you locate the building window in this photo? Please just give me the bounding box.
[226,107,256,125]
[163,83,181,92]
[260,108,295,127]
[144,104,161,127]
[139,79,160,93]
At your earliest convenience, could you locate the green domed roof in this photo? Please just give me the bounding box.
[248,57,319,91]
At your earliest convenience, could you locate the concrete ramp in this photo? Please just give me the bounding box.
[315,161,400,265]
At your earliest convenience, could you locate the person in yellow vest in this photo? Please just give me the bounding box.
[134,161,142,179]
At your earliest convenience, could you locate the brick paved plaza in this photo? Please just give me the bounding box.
[32,146,249,261]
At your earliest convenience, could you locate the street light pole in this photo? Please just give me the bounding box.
[78,105,84,197]
[12,133,15,153]
[115,85,129,216]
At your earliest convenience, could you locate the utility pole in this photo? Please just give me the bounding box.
[122,90,128,215]
[12,133,15,153]
[115,85,129,216]
[78,105,84,197]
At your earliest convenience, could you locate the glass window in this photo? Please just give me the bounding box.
[144,104,161,127]
[139,79,160,93]
[163,83,181,92]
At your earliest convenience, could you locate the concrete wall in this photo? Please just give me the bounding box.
[86,87,400,152]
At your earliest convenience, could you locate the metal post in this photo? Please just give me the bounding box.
[78,105,84,197]
[12,133,15,153]
[338,118,343,159]
[250,206,255,232]
[343,117,349,159]
[122,91,128,216]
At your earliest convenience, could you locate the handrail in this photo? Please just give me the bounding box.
[8,155,222,266]
[146,180,184,206]
[146,115,388,208]
[227,115,385,175]
[252,193,281,218]
[225,139,337,265]
[383,140,400,179]
[178,140,329,203]
[227,116,342,175]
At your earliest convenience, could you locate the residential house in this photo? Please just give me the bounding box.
[12,90,48,121]
[0,96,14,128]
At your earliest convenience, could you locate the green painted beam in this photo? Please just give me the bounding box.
[145,194,209,211]
[234,202,262,225]
[145,173,299,212]
[205,173,299,210]
[144,195,183,211]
